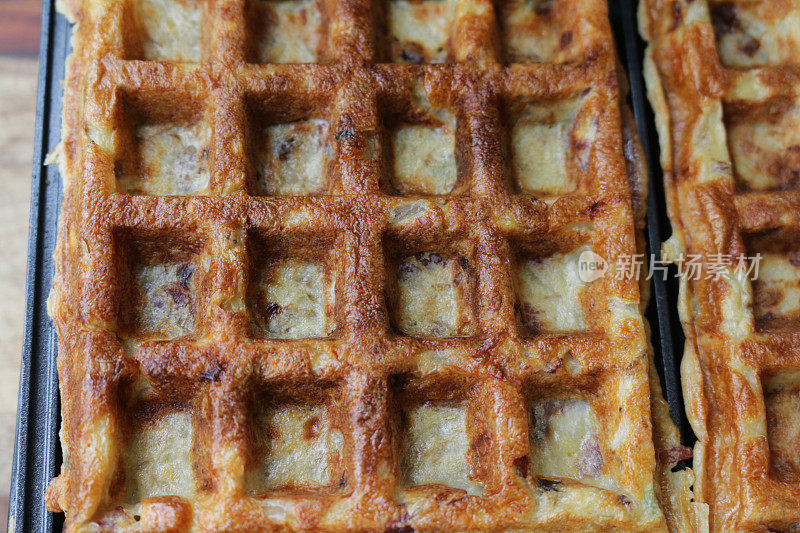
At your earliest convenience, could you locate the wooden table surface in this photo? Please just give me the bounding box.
[1,0,42,528]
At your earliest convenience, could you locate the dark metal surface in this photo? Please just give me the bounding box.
[8,0,68,530]
[8,1,692,530]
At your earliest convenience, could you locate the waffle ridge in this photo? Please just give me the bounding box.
[46,0,689,530]
[641,0,800,530]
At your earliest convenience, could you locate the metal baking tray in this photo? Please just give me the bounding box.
[7,0,691,529]
[8,0,69,529]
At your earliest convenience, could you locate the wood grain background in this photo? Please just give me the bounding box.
[0,0,41,56]
[0,0,41,529]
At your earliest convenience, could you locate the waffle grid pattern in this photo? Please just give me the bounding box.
[46,0,678,530]
[641,0,800,530]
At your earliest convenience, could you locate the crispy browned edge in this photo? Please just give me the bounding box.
[620,83,695,533]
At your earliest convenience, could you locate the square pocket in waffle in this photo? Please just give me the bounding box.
[46,0,690,530]
[641,0,800,530]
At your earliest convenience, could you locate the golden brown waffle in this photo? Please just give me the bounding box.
[45,0,689,530]
[641,0,800,530]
